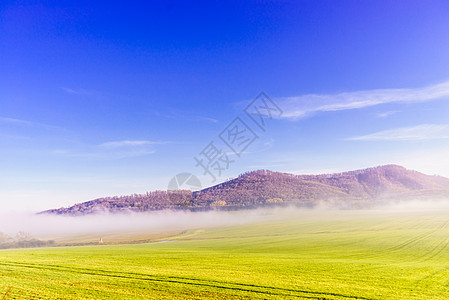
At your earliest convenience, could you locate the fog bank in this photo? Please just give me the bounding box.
[0,208,290,239]
[2,200,449,239]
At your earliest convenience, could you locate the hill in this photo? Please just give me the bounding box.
[41,165,449,215]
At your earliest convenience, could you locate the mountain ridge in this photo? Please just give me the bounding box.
[41,165,449,215]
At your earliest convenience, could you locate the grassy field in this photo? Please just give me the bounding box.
[2,209,449,299]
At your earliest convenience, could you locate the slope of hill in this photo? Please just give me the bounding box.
[42,165,449,215]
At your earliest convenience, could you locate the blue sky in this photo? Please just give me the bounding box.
[1,0,449,211]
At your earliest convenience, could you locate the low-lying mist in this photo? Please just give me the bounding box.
[2,199,449,241]
[0,207,290,239]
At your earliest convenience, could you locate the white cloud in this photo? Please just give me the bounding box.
[279,80,449,119]
[345,124,449,141]
[61,87,96,96]
[51,148,156,159]
[51,140,168,159]
[99,140,170,148]
[0,116,66,131]
[0,117,34,126]
[153,110,219,123]
[376,110,400,118]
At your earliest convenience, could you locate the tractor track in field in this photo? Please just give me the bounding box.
[383,227,439,254]
[410,220,449,289]
[413,265,449,288]
[419,219,449,261]
[336,219,449,262]
[0,261,374,300]
[394,219,449,262]
[421,234,449,262]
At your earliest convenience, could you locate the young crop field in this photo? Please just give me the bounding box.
[2,210,449,299]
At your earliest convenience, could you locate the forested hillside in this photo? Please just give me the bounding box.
[42,165,449,215]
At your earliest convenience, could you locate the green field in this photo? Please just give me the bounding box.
[2,209,449,299]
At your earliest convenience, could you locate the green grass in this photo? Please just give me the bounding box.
[2,209,449,299]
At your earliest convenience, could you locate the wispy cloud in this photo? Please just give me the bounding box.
[345,124,449,141]
[0,116,67,131]
[199,117,219,123]
[52,140,168,159]
[99,140,171,148]
[0,133,31,140]
[153,110,219,123]
[376,110,400,118]
[61,87,96,96]
[52,149,156,159]
[0,117,35,126]
[279,80,449,119]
